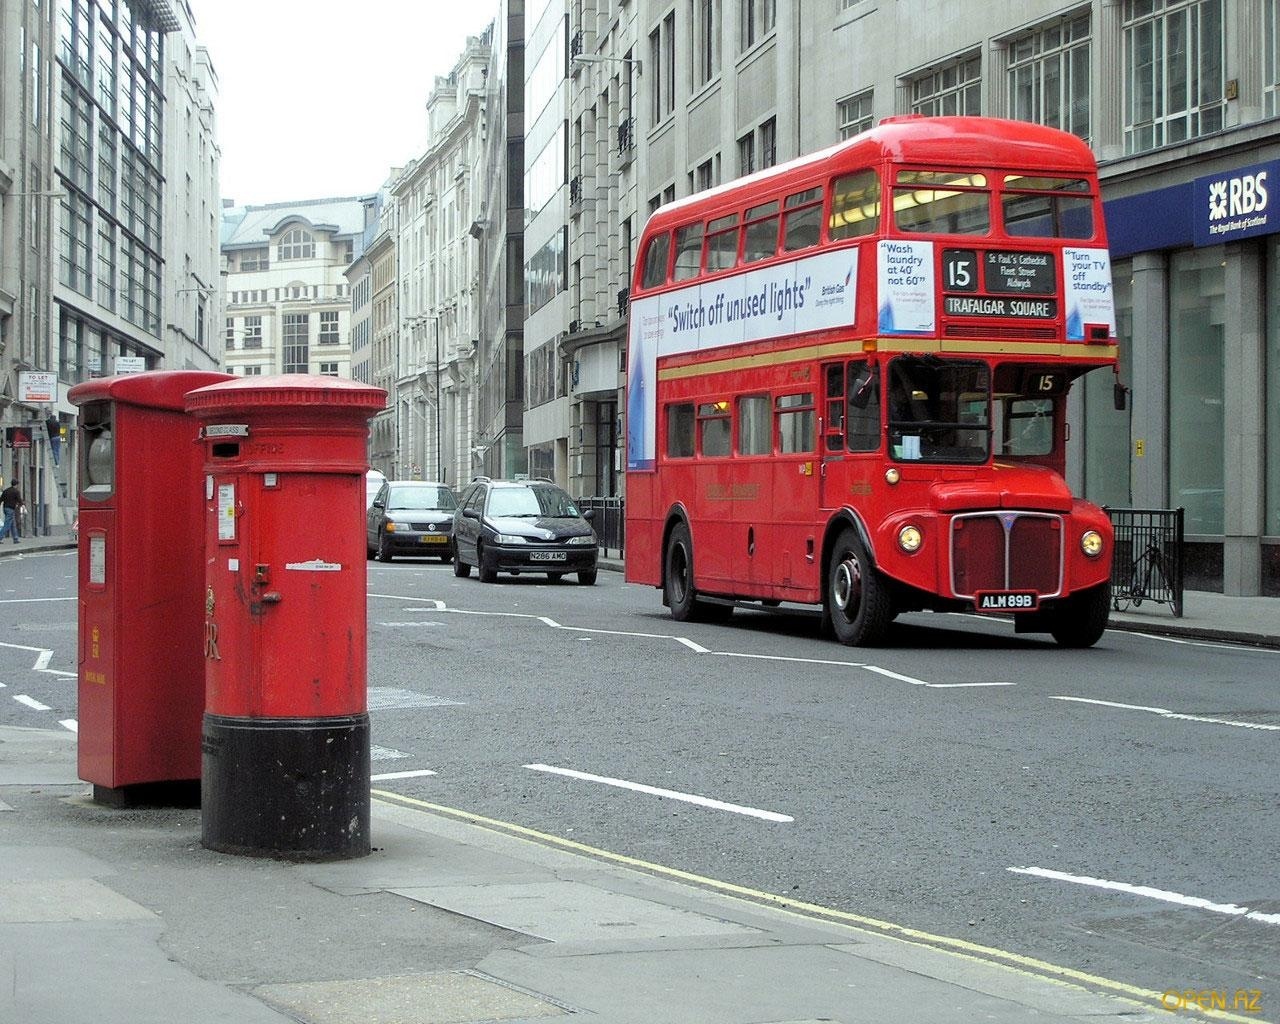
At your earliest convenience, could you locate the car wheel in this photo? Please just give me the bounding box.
[826,528,892,646]
[577,568,597,586]
[376,532,394,562]
[452,543,471,578]
[477,542,497,583]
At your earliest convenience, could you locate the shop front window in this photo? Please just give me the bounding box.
[1084,258,1132,508]
[1168,247,1224,535]
[1267,238,1280,537]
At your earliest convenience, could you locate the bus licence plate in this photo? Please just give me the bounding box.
[529,551,566,562]
[974,590,1039,612]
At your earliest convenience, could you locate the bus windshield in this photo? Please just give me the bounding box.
[887,357,990,464]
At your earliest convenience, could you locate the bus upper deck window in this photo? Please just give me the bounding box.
[640,233,671,289]
[742,200,780,264]
[783,187,823,251]
[673,222,705,281]
[1001,175,1094,239]
[894,169,990,235]
[705,213,740,271]
[829,170,880,240]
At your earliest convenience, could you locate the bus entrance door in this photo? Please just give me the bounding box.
[819,362,847,511]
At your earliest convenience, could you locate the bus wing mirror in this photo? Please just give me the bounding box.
[1114,383,1128,411]
[850,371,878,410]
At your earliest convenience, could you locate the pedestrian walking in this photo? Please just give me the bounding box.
[0,479,24,543]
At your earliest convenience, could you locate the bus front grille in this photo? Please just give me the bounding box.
[950,512,1063,598]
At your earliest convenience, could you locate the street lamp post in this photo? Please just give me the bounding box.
[406,314,442,482]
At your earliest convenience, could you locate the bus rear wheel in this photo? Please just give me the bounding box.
[827,528,892,646]
[664,523,732,623]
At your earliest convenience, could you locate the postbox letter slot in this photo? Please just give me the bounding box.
[212,442,240,458]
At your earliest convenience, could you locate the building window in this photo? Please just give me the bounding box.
[283,313,309,373]
[59,193,91,297]
[240,248,269,271]
[225,317,235,350]
[692,0,718,89]
[278,228,315,261]
[759,117,776,169]
[244,365,263,376]
[838,90,873,139]
[1123,0,1224,153]
[909,53,982,116]
[740,0,777,51]
[695,156,717,193]
[651,11,677,123]
[318,362,339,377]
[244,314,263,349]
[738,131,755,176]
[96,222,115,310]
[1008,15,1091,141]
[319,310,339,345]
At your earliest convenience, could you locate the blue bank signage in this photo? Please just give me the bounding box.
[1194,160,1279,247]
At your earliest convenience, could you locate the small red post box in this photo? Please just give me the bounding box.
[184,375,385,860]
[68,370,235,807]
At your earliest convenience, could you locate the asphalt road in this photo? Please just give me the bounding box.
[3,548,1277,1004]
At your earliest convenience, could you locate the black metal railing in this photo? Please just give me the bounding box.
[617,287,629,318]
[617,116,636,157]
[569,174,584,206]
[1106,507,1185,617]
[578,496,624,557]
[570,29,584,59]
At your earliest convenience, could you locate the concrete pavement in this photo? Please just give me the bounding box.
[0,724,1232,1024]
[1,528,1274,1023]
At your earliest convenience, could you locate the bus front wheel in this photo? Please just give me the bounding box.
[827,529,892,646]
[1048,583,1110,648]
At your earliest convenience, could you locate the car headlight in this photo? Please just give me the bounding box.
[567,535,596,546]
[898,524,922,553]
[494,533,527,544]
[1081,530,1103,557]
[385,521,401,533]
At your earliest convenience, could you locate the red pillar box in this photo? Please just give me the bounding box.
[184,375,385,860]
[68,370,235,807]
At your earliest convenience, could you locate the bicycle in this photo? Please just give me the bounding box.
[1113,541,1172,612]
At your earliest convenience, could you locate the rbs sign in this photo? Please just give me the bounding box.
[1195,161,1277,246]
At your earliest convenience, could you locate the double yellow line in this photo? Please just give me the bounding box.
[372,790,1268,1024]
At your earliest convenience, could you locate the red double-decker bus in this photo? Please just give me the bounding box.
[625,115,1121,648]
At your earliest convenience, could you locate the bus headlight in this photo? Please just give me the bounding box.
[898,525,923,553]
[1080,530,1103,557]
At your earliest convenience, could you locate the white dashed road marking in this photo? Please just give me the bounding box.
[525,763,793,822]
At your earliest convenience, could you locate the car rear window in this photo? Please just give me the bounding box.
[387,485,456,510]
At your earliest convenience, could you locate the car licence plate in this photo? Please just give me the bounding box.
[974,590,1039,612]
[529,551,566,562]
[419,535,447,544]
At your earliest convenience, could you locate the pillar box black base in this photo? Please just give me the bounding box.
[92,779,201,809]
[201,713,370,861]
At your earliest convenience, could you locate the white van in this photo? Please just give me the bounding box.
[365,469,388,510]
